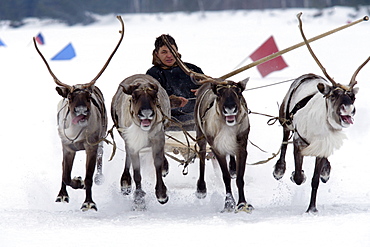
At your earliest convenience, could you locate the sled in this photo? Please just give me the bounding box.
[164,130,213,174]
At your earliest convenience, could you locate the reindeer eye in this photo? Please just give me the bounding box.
[347,92,356,101]
[234,87,241,94]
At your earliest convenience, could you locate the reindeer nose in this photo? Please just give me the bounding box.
[139,109,154,119]
[223,106,237,115]
[340,104,355,115]
[74,105,89,115]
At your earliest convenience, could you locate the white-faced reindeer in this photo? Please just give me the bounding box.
[111,74,171,210]
[273,13,370,213]
[162,35,253,213]
[33,16,125,211]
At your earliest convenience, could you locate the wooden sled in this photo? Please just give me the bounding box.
[164,130,213,175]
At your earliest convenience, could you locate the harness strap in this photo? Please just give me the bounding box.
[289,94,315,118]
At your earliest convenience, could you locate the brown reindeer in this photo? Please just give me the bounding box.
[34,16,125,211]
[162,35,253,213]
[273,13,370,213]
[111,74,171,210]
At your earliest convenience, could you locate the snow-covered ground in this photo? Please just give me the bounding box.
[1,6,370,246]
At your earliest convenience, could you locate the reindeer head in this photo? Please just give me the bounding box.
[57,85,95,126]
[122,81,160,131]
[33,16,124,126]
[297,13,369,129]
[211,79,249,126]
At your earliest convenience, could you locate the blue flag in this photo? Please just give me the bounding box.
[51,43,76,60]
[0,39,6,47]
[35,33,45,45]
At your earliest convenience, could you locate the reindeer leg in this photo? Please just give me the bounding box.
[290,139,306,185]
[216,153,235,212]
[229,155,237,179]
[81,145,98,211]
[162,156,169,177]
[56,147,78,203]
[273,128,290,180]
[130,152,146,211]
[235,142,254,213]
[307,157,326,213]
[152,137,169,204]
[94,142,105,185]
[121,145,132,195]
[196,130,207,199]
[320,159,331,183]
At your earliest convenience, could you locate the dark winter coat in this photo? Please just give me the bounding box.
[146,63,203,128]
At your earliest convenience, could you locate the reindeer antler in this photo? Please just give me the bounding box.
[349,56,370,89]
[297,12,338,87]
[161,34,218,84]
[33,37,73,90]
[34,15,125,91]
[85,15,125,88]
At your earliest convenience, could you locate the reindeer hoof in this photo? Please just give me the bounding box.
[306,206,318,214]
[320,162,331,183]
[55,195,69,203]
[196,180,207,199]
[72,176,85,189]
[157,195,169,204]
[94,173,105,185]
[133,189,146,211]
[221,193,236,213]
[81,202,97,211]
[273,160,286,180]
[195,190,207,199]
[162,169,169,178]
[121,180,132,195]
[290,170,306,185]
[162,158,169,177]
[235,202,254,213]
[229,170,237,179]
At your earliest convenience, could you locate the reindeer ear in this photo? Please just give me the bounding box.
[352,87,359,95]
[149,82,159,93]
[56,86,69,98]
[121,83,138,95]
[238,77,249,91]
[317,83,331,95]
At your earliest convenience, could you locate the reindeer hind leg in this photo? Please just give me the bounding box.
[121,146,132,195]
[94,142,105,185]
[273,128,290,180]
[290,139,306,185]
[229,155,236,179]
[320,159,331,183]
[196,134,207,199]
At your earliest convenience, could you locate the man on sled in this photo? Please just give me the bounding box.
[146,34,203,131]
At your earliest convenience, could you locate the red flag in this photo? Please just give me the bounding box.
[250,36,288,77]
[35,32,45,45]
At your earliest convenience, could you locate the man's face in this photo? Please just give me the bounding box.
[156,45,177,67]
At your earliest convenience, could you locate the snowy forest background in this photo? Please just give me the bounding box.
[1,0,370,26]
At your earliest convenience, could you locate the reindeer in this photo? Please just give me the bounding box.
[161,35,253,213]
[33,16,125,211]
[273,13,370,213]
[111,74,171,210]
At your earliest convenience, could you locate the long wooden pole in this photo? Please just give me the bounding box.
[220,15,369,80]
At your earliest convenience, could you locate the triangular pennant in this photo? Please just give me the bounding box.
[0,39,6,47]
[51,43,76,60]
[35,33,45,45]
[250,36,288,77]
